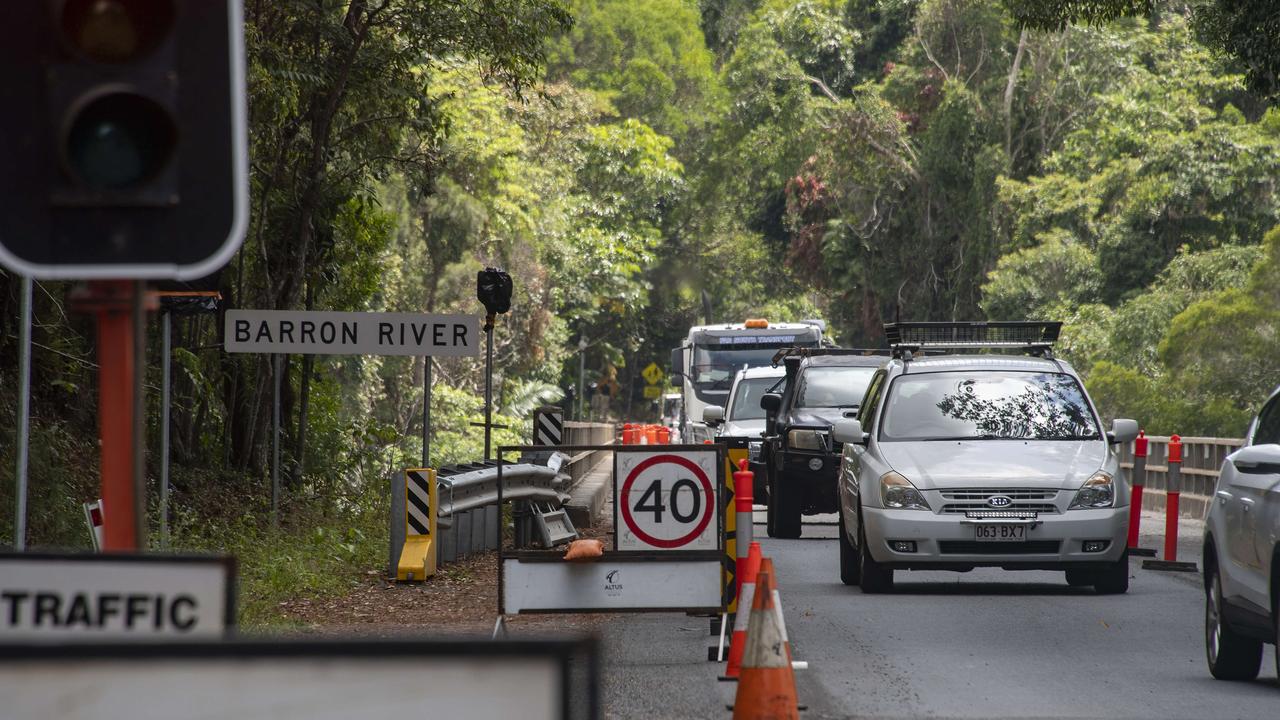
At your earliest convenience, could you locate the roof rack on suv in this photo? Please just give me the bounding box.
[770,346,889,366]
[883,321,1061,360]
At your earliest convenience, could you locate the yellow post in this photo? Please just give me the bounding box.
[397,467,437,581]
[723,444,749,613]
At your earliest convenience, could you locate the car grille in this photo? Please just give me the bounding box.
[938,488,1060,515]
[939,541,1061,555]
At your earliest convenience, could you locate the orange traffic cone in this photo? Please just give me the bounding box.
[732,563,799,720]
[722,542,762,679]
[758,558,797,667]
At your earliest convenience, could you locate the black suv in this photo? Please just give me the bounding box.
[759,350,886,538]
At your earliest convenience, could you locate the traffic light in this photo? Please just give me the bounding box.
[0,1,248,280]
[477,267,513,315]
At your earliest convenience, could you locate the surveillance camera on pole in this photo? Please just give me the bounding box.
[0,0,249,279]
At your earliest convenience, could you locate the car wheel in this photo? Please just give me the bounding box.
[1064,569,1093,587]
[1205,563,1262,680]
[773,476,802,539]
[1093,552,1130,595]
[858,510,893,594]
[838,504,860,586]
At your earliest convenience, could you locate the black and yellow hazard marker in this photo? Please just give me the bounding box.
[398,468,437,581]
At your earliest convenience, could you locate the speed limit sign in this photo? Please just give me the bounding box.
[615,449,719,551]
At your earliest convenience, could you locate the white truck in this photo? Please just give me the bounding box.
[669,319,824,443]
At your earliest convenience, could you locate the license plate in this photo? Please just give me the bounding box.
[974,524,1026,542]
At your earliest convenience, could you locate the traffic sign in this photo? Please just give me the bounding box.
[642,362,665,385]
[225,310,480,357]
[2,638,598,720]
[615,449,719,551]
[0,554,234,642]
[643,385,663,399]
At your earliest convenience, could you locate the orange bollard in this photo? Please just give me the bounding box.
[731,563,799,720]
[722,542,762,680]
[1164,434,1182,562]
[644,425,658,445]
[657,426,671,444]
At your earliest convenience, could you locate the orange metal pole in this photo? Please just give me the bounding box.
[92,281,140,551]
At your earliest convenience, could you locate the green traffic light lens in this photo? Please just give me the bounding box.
[65,92,177,190]
[60,0,175,64]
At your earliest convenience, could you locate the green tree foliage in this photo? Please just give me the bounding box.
[547,0,721,141]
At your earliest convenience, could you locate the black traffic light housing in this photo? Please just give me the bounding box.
[0,1,248,280]
[477,267,513,315]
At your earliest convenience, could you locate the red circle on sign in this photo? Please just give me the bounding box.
[620,454,715,549]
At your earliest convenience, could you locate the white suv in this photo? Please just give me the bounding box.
[831,322,1138,594]
[1203,384,1280,681]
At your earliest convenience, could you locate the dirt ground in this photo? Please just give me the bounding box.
[273,522,614,638]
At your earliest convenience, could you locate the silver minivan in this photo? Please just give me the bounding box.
[831,322,1139,594]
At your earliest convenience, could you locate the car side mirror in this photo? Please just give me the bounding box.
[1108,419,1139,445]
[669,347,685,379]
[702,405,724,425]
[832,418,868,445]
[760,392,782,413]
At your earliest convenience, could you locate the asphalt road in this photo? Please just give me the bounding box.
[600,514,1279,719]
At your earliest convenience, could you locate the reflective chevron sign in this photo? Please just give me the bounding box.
[533,406,563,447]
[406,470,433,535]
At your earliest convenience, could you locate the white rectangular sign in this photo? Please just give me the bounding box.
[614,448,720,551]
[224,310,480,356]
[0,640,593,720]
[0,554,234,642]
[502,556,722,613]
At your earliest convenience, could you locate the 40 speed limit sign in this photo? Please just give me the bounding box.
[615,449,720,551]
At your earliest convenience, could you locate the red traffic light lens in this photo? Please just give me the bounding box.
[60,0,175,63]
[64,92,177,190]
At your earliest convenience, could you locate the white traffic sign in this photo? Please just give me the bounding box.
[224,310,480,357]
[2,639,596,720]
[502,555,722,613]
[0,554,234,642]
[615,449,719,551]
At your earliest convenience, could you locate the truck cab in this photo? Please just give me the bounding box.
[669,319,823,444]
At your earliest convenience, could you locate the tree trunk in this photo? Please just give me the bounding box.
[1004,28,1028,163]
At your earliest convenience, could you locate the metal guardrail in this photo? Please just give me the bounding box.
[435,460,571,528]
[1117,435,1244,518]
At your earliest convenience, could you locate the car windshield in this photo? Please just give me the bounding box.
[795,367,877,408]
[729,377,781,420]
[880,371,1100,441]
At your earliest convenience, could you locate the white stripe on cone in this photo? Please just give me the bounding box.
[741,583,788,669]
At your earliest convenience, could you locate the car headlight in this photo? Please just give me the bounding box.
[880,472,930,511]
[748,441,762,461]
[1069,471,1114,510]
[787,429,826,451]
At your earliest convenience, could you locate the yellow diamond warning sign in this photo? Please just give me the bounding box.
[642,362,664,386]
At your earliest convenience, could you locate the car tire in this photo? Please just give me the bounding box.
[1205,563,1262,681]
[1093,552,1130,595]
[858,510,893,594]
[1064,569,1093,587]
[838,504,860,586]
[773,477,802,539]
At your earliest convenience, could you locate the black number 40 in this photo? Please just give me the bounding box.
[635,478,701,523]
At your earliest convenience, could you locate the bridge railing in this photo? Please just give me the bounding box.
[1117,435,1244,519]
[561,421,614,490]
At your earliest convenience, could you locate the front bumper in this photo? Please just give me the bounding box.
[777,453,838,513]
[863,506,1128,569]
